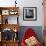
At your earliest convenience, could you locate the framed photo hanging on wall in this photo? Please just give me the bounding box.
[23,7,37,21]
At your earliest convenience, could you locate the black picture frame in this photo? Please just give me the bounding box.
[23,7,37,21]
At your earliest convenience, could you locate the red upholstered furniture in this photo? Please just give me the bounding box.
[21,28,41,46]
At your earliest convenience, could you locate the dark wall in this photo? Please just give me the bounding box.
[18,26,44,44]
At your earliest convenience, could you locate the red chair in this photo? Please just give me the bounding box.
[21,28,41,46]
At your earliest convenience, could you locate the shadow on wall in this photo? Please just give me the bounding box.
[18,26,44,44]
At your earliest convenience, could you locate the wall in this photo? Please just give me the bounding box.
[18,0,44,26]
[0,0,44,26]
[0,0,44,45]
[18,26,44,44]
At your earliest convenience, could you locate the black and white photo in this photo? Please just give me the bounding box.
[23,7,37,21]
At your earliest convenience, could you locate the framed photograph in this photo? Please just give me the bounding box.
[9,10,18,15]
[2,10,9,15]
[8,16,18,24]
[23,7,37,21]
[2,16,18,24]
